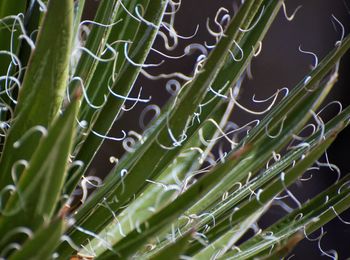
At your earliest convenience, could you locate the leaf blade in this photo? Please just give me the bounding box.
[0,0,74,193]
[0,96,78,248]
[9,218,65,260]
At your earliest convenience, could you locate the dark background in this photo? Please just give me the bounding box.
[84,0,350,258]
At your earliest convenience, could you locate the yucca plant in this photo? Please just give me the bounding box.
[0,0,350,259]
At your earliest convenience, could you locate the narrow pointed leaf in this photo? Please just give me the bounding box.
[148,230,194,260]
[66,0,167,195]
[0,97,78,247]
[223,173,350,259]
[0,0,27,75]
[70,0,119,90]
[149,103,350,255]
[9,218,65,260]
[60,2,274,254]
[0,0,74,193]
[72,0,86,45]
[257,232,304,260]
[192,205,269,259]
[77,0,149,124]
[185,70,339,218]
[81,101,235,256]
[186,126,339,256]
[103,70,335,254]
[187,104,350,237]
[69,1,279,227]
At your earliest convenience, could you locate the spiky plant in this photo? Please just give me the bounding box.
[0,0,349,259]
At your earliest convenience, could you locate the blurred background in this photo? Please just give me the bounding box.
[84,0,350,258]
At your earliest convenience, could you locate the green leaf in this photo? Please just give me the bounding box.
[60,2,271,254]
[0,95,78,248]
[0,0,74,194]
[246,36,350,144]
[192,204,269,259]
[77,0,149,124]
[70,0,277,228]
[69,0,119,91]
[0,1,27,19]
[65,0,167,195]
[81,101,235,256]
[9,217,65,260]
[17,2,44,71]
[61,1,348,258]
[0,0,28,126]
[257,232,304,260]
[72,0,86,46]
[102,69,335,260]
[148,230,194,260]
[222,173,350,259]
[0,0,27,75]
[189,123,340,255]
[189,103,350,236]
[197,0,280,122]
[148,103,350,256]
[94,144,252,259]
[184,57,343,218]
